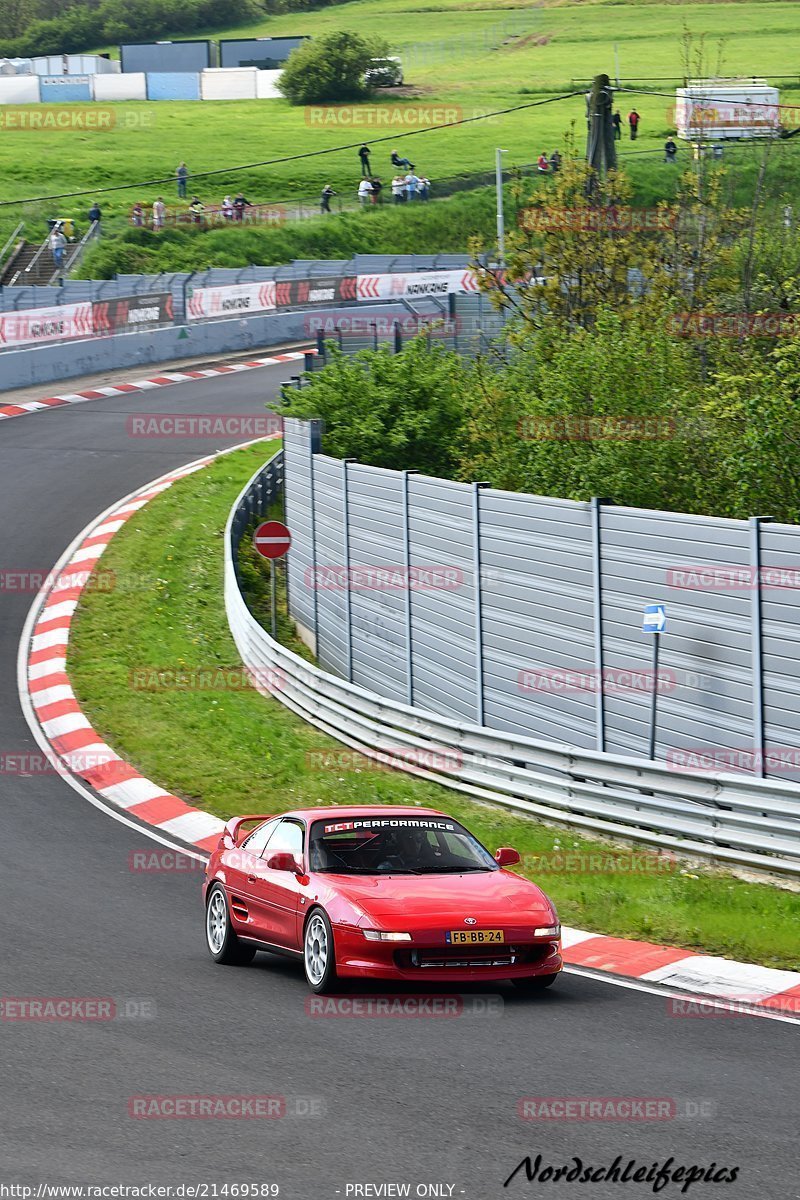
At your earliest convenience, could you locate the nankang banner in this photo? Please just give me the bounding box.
[0,303,94,349]
[186,282,277,321]
[92,293,173,333]
[356,269,480,301]
[274,278,355,308]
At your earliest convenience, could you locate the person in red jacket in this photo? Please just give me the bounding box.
[628,109,641,140]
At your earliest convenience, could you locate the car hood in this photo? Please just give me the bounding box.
[327,869,554,921]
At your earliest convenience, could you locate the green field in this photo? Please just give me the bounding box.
[66,442,800,969]
[2,0,800,244]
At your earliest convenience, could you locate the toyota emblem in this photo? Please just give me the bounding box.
[464,917,477,925]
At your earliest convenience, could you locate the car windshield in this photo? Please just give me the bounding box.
[309,816,497,875]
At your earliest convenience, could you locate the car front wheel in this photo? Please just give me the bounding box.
[205,883,256,965]
[303,908,338,994]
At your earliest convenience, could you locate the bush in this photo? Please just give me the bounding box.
[278,30,389,105]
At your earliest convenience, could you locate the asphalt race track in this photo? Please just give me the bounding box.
[0,370,797,1199]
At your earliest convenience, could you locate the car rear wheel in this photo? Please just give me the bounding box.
[512,973,558,993]
[205,883,256,966]
[304,909,338,994]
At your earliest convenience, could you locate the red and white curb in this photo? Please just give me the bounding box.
[0,351,308,423]
[19,447,800,1018]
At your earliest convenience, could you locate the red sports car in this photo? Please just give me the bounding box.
[203,806,562,994]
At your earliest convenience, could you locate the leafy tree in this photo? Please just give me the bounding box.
[278,30,389,105]
[281,337,469,477]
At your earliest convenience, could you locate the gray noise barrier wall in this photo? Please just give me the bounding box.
[283,419,800,785]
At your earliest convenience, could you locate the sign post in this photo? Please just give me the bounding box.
[642,603,667,759]
[253,520,292,640]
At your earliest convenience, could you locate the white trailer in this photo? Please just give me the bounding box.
[675,80,781,140]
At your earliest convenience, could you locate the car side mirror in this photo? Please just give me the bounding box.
[495,847,521,867]
[266,851,302,874]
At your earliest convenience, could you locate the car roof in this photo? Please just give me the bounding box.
[283,806,449,822]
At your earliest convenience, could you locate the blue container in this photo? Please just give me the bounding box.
[40,76,92,103]
[146,73,201,101]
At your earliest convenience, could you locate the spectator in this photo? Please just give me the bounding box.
[391,149,414,171]
[358,178,374,206]
[370,177,383,204]
[233,193,252,222]
[152,196,166,231]
[189,196,205,224]
[176,162,189,199]
[418,174,430,200]
[628,109,641,140]
[320,184,336,213]
[664,137,678,163]
[359,144,371,176]
[612,111,622,141]
[391,174,406,203]
[405,170,421,200]
[537,152,550,173]
[49,225,66,271]
[549,150,562,173]
[131,202,144,228]
[88,201,101,227]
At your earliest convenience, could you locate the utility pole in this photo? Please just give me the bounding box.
[495,147,507,262]
[586,73,617,175]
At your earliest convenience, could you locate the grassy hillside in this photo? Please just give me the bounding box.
[1,1,798,249]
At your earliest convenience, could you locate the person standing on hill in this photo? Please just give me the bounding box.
[49,225,66,271]
[358,144,371,176]
[233,193,252,222]
[358,177,374,206]
[320,184,336,213]
[176,162,189,198]
[88,201,102,228]
[612,111,622,140]
[152,197,166,230]
[628,109,641,140]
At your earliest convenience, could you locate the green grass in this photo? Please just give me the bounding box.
[3,0,800,245]
[66,441,800,969]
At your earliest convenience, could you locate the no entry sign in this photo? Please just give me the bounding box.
[253,520,292,560]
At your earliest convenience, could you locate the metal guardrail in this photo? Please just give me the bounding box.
[48,220,100,286]
[0,222,24,276]
[225,451,800,877]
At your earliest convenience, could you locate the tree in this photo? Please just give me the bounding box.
[281,337,470,477]
[278,30,389,105]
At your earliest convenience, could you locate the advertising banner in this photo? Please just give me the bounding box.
[186,282,276,321]
[92,293,173,334]
[0,303,94,349]
[356,269,479,301]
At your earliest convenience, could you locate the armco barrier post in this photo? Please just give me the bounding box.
[402,471,418,706]
[342,459,356,684]
[394,321,402,355]
[306,421,323,653]
[473,482,490,725]
[749,515,773,778]
[590,496,611,753]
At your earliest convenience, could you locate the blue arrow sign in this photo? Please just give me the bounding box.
[643,603,667,634]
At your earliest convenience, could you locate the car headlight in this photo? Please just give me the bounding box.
[362,930,413,942]
[534,925,561,938]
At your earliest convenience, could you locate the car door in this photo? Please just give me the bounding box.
[249,818,306,949]
[225,818,280,937]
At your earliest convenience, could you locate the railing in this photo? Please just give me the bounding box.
[0,222,24,276]
[224,451,800,877]
[48,220,100,285]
